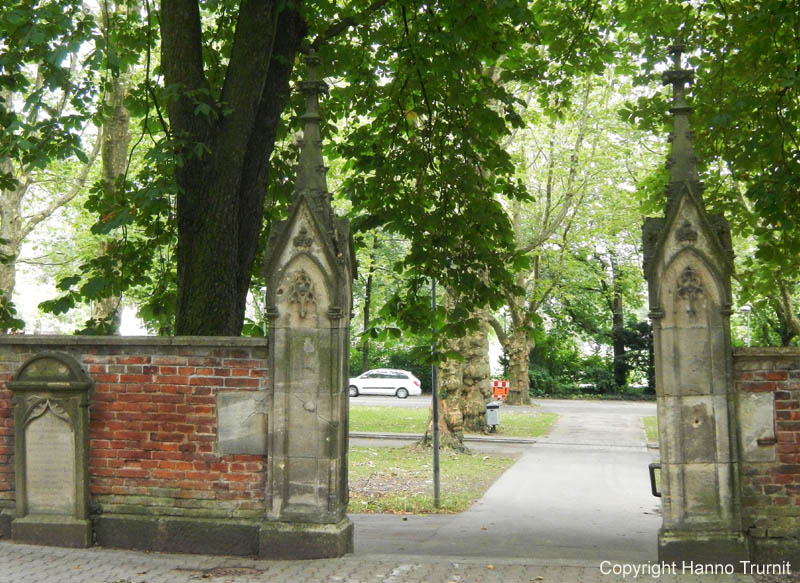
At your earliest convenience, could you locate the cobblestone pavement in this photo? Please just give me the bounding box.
[0,540,769,583]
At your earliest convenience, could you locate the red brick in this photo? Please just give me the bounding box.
[158,460,194,470]
[223,473,254,482]
[152,469,185,480]
[120,374,153,384]
[117,356,151,365]
[224,378,259,388]
[223,359,260,368]
[150,432,185,442]
[113,430,147,441]
[746,381,777,392]
[153,374,189,385]
[758,371,789,381]
[117,468,149,479]
[189,377,224,387]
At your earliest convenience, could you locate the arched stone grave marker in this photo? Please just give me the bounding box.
[9,352,92,547]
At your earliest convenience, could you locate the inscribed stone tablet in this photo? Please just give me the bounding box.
[25,410,75,514]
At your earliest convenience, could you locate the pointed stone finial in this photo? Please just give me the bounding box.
[295,50,333,228]
[662,43,698,189]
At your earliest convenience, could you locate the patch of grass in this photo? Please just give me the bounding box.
[349,406,558,438]
[348,446,517,514]
[643,416,659,442]
[497,411,558,437]
[349,406,429,433]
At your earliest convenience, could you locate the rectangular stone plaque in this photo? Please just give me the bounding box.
[25,411,76,514]
[738,391,776,462]
[217,390,268,455]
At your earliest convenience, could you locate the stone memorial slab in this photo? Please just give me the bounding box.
[25,409,76,514]
[9,352,92,548]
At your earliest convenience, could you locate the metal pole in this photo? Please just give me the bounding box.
[431,279,440,508]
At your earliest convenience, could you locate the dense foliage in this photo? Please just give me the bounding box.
[1,2,797,385]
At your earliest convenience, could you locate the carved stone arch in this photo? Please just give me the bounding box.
[658,248,730,328]
[270,253,334,329]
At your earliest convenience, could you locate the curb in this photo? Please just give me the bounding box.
[349,432,536,444]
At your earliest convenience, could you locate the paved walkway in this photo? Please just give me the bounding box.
[0,539,759,582]
[353,399,660,563]
[0,399,777,582]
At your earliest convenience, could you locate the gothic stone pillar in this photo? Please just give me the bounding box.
[261,195,354,559]
[644,194,748,563]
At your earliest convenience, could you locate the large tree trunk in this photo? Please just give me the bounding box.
[458,309,492,431]
[422,299,494,447]
[504,327,531,405]
[610,254,627,389]
[160,1,305,335]
[92,26,132,333]
[421,337,468,451]
[360,235,378,372]
[0,167,22,302]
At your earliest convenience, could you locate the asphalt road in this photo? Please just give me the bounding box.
[351,398,661,564]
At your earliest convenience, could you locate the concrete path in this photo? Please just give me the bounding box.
[353,399,661,563]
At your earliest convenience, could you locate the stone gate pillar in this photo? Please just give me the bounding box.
[261,53,355,558]
[642,45,748,563]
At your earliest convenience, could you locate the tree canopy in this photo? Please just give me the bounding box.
[1,0,797,365]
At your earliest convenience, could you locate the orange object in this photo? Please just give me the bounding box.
[491,379,509,399]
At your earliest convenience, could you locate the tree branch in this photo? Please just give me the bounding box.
[488,315,509,349]
[778,277,800,338]
[160,0,209,135]
[20,133,102,241]
[310,0,389,50]
[220,0,279,140]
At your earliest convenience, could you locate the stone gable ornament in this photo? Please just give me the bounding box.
[260,51,355,558]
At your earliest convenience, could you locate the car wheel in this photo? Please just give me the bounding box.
[349,385,359,397]
[396,388,409,399]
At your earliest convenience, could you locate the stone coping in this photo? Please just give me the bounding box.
[733,346,800,359]
[0,335,267,348]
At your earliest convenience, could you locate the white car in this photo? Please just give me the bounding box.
[348,368,422,399]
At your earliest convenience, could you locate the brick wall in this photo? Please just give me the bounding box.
[735,347,800,545]
[0,336,268,521]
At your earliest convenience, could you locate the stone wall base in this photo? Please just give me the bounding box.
[93,514,353,559]
[659,528,750,567]
[12,515,91,548]
[0,509,12,539]
[749,537,800,566]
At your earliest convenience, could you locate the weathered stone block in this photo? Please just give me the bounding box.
[12,515,91,548]
[217,390,267,455]
[738,392,776,463]
[258,518,353,559]
[659,528,749,565]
